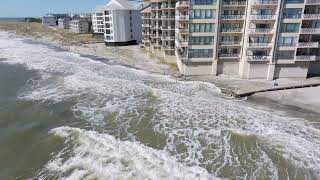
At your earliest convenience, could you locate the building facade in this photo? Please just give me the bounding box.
[103,0,143,46]
[141,0,320,79]
[91,6,105,35]
[42,14,69,26]
[58,17,71,29]
[70,18,90,33]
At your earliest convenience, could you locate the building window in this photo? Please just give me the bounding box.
[278,37,297,46]
[188,49,213,58]
[249,36,269,43]
[191,0,216,5]
[281,23,300,33]
[190,9,216,19]
[189,36,214,45]
[105,11,110,15]
[277,50,295,59]
[283,8,302,18]
[190,23,215,32]
[252,9,273,15]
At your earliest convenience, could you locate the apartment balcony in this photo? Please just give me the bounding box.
[142,24,150,28]
[177,15,189,21]
[142,39,151,43]
[305,0,320,4]
[176,1,189,8]
[161,36,175,41]
[218,53,241,58]
[142,31,150,36]
[303,14,320,20]
[161,4,175,9]
[176,27,189,34]
[248,42,273,48]
[252,0,278,5]
[150,25,161,29]
[220,27,243,33]
[161,15,175,20]
[142,16,151,19]
[220,14,245,20]
[151,15,161,19]
[161,26,175,30]
[250,14,276,20]
[175,39,188,47]
[247,56,271,62]
[219,41,241,46]
[249,28,274,34]
[161,46,175,50]
[297,42,320,48]
[295,55,317,61]
[300,28,320,34]
[222,1,246,6]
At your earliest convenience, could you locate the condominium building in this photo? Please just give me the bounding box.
[91,5,105,35]
[42,14,69,26]
[141,0,320,79]
[58,17,71,29]
[102,0,143,46]
[70,18,90,33]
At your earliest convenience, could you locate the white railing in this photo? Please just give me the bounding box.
[161,4,175,9]
[300,28,320,34]
[220,28,242,32]
[161,15,175,19]
[220,41,241,45]
[162,26,174,30]
[176,39,188,47]
[176,1,189,7]
[177,15,189,20]
[220,15,245,19]
[295,55,317,61]
[297,42,319,48]
[247,56,271,61]
[219,54,241,58]
[253,0,278,5]
[161,36,175,40]
[249,43,273,47]
[303,14,320,19]
[251,14,276,20]
[222,1,246,5]
[249,28,274,33]
[306,0,320,4]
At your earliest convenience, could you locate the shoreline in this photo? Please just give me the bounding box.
[1,22,320,115]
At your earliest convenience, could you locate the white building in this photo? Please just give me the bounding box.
[58,17,71,29]
[70,18,90,33]
[91,5,105,35]
[103,0,143,46]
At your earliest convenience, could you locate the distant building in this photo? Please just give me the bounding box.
[58,17,71,29]
[103,0,143,46]
[42,14,69,26]
[70,18,90,33]
[91,5,105,35]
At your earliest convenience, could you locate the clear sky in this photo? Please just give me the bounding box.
[0,0,109,17]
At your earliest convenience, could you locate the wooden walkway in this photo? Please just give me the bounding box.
[222,83,320,98]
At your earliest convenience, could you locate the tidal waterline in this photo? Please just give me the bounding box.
[0,31,319,179]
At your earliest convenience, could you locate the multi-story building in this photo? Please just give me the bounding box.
[70,18,90,33]
[42,14,69,26]
[141,0,320,79]
[58,17,71,29]
[91,5,105,35]
[102,0,143,46]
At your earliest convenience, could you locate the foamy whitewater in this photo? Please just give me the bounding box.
[0,31,319,179]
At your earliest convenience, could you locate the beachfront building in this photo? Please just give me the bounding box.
[91,6,105,35]
[42,14,69,26]
[141,0,320,79]
[70,18,90,33]
[103,0,143,46]
[58,17,71,29]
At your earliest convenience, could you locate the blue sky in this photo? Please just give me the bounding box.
[0,0,109,17]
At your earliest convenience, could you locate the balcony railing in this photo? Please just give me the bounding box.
[247,56,271,61]
[220,41,241,45]
[248,42,273,47]
[161,26,174,30]
[176,1,189,8]
[252,0,278,5]
[297,42,320,48]
[142,24,150,28]
[251,14,276,20]
[306,0,320,4]
[177,15,189,20]
[161,15,175,20]
[142,16,150,19]
[303,14,320,19]
[249,28,274,34]
[176,27,189,34]
[220,27,242,33]
[161,36,175,40]
[300,28,320,34]
[220,14,245,19]
[218,53,241,58]
[222,1,246,5]
[295,55,317,61]
[161,4,175,9]
[176,39,189,47]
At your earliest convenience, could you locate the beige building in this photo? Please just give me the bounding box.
[141,0,320,79]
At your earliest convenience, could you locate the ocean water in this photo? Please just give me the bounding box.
[0,31,319,179]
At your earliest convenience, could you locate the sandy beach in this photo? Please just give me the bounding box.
[1,22,319,114]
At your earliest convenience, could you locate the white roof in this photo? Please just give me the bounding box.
[104,0,136,10]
